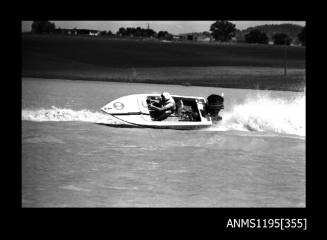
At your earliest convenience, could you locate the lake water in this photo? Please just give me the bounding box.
[22,77,305,207]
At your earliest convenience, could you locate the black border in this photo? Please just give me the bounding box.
[15,3,315,234]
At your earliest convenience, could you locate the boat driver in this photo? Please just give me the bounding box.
[148,92,176,121]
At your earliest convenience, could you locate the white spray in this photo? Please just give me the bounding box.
[22,92,305,136]
[212,93,305,136]
[22,106,124,125]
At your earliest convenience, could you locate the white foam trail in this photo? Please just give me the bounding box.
[211,93,305,136]
[22,93,305,137]
[22,106,124,125]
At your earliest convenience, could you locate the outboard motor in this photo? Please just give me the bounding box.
[205,94,224,121]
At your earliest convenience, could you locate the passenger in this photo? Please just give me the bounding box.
[149,92,176,121]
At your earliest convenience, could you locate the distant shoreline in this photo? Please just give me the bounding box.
[22,67,305,92]
[22,35,305,92]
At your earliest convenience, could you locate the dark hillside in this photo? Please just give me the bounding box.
[236,24,304,43]
[22,34,305,69]
[22,34,305,91]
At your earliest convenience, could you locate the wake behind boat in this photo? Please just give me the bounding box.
[101,93,224,129]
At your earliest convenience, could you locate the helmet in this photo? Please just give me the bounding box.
[161,92,171,99]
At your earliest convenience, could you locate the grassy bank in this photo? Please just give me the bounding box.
[22,34,306,91]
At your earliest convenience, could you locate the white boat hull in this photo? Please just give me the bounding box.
[101,94,214,129]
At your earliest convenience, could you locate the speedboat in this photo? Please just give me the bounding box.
[101,93,224,129]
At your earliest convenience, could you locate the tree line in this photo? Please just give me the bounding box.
[31,21,175,40]
[210,21,305,46]
[30,21,306,46]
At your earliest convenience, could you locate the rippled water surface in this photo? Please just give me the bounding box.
[22,78,305,207]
